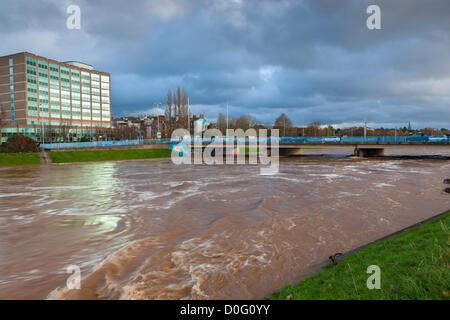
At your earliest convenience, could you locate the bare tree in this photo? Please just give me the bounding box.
[304,121,322,137]
[274,113,293,136]
[235,115,253,131]
[56,124,72,142]
[165,87,190,136]
[217,113,227,133]
[177,87,182,123]
[165,89,173,137]
[181,88,189,129]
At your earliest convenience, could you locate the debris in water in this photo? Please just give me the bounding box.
[329,253,343,265]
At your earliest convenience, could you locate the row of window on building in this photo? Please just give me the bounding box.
[23,56,110,122]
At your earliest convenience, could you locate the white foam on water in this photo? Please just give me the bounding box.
[136,191,172,201]
[261,175,314,184]
[28,186,90,191]
[0,192,34,198]
[338,191,362,197]
[309,173,346,180]
[374,183,396,188]
[10,215,39,224]
[163,181,185,188]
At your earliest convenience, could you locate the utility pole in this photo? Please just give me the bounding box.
[38,104,43,145]
[187,96,190,135]
[364,121,367,142]
[301,115,305,136]
[153,102,162,139]
[226,102,229,132]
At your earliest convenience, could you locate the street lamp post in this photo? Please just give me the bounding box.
[226,102,229,131]
[153,101,162,139]
[187,97,190,135]
[364,121,367,142]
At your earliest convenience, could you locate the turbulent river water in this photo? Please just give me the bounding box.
[0,146,449,299]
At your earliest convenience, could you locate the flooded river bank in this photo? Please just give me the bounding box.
[0,147,449,299]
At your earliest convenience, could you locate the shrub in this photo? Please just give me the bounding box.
[3,134,39,153]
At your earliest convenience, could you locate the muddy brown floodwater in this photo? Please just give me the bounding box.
[0,146,449,299]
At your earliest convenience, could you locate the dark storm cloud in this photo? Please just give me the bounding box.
[1,0,449,128]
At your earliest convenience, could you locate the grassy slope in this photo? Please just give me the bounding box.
[239,147,260,153]
[50,149,171,163]
[0,153,40,166]
[49,149,170,163]
[270,212,450,300]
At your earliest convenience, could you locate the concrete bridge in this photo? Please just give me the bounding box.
[194,144,449,158]
[166,137,449,158]
[40,136,450,158]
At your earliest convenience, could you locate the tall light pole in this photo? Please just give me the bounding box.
[226,102,229,132]
[187,96,190,135]
[39,104,44,145]
[364,120,367,142]
[153,101,162,139]
[302,115,305,137]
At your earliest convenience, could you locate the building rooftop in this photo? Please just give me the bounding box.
[64,61,94,70]
[0,51,106,73]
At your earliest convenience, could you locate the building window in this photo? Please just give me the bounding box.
[38,60,48,69]
[26,56,36,66]
[9,57,15,125]
[49,64,59,72]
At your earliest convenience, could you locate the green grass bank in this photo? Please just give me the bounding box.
[0,153,40,166]
[49,148,171,163]
[270,211,450,300]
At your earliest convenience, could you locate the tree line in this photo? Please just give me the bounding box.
[1,89,449,143]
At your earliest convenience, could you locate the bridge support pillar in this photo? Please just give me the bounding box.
[354,147,384,157]
[279,147,302,157]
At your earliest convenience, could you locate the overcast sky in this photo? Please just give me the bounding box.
[1,0,449,128]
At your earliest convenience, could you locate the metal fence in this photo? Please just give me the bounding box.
[40,139,177,150]
[41,140,143,150]
[40,136,449,149]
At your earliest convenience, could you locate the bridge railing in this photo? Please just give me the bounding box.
[41,139,145,150]
[40,135,449,149]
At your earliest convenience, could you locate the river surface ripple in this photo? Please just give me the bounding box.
[0,150,449,299]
